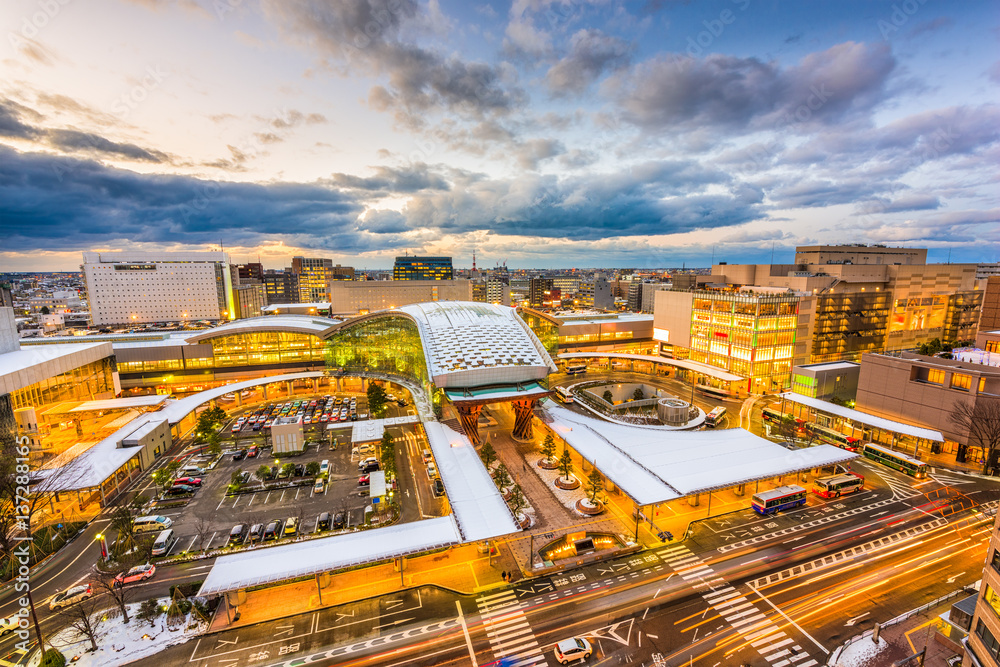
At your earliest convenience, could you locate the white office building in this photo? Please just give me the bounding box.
[83,251,234,326]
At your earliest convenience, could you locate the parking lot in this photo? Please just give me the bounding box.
[132,392,437,557]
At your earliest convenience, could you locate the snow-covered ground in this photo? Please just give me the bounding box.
[530,462,594,518]
[488,461,536,528]
[44,598,205,667]
[831,636,887,666]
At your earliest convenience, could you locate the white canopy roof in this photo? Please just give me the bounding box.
[68,395,168,412]
[780,393,944,442]
[424,421,522,542]
[543,402,857,504]
[197,516,461,596]
[183,315,340,343]
[397,301,557,387]
[558,352,744,383]
[350,415,419,444]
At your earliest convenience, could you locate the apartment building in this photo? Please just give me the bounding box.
[393,256,453,281]
[83,251,233,325]
[578,278,613,310]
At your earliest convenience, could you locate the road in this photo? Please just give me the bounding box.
[138,460,1000,667]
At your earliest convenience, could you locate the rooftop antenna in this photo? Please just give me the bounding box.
[771,241,775,264]
[472,251,477,272]
[947,248,952,264]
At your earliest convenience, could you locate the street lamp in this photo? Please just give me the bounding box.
[96,532,108,561]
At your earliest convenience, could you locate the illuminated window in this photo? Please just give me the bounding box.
[986,584,1000,620]
[926,369,945,385]
[951,374,971,391]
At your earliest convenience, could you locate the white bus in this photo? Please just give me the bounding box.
[565,363,587,375]
[555,386,574,403]
[751,485,807,515]
[813,472,865,498]
[705,406,727,428]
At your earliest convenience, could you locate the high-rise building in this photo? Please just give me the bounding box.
[578,278,613,310]
[486,279,511,306]
[529,278,554,308]
[977,263,1000,280]
[393,256,453,281]
[291,257,334,302]
[83,251,233,325]
[471,281,487,303]
[233,283,267,319]
[263,270,299,305]
[652,244,984,394]
[235,262,264,283]
[980,277,1000,334]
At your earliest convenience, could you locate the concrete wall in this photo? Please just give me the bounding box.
[652,290,693,349]
[329,280,473,314]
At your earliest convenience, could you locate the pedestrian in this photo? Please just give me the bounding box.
[501,570,507,582]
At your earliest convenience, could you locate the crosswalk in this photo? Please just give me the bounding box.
[657,544,818,667]
[476,589,548,667]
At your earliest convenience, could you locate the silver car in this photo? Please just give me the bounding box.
[49,584,93,611]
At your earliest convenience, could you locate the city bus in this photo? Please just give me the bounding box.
[555,386,574,404]
[813,472,865,498]
[751,485,808,515]
[705,406,727,428]
[806,423,862,451]
[565,363,588,375]
[861,443,928,479]
[761,407,804,426]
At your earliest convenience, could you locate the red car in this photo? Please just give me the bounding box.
[114,563,155,586]
[247,446,259,459]
[173,477,202,487]
[358,475,370,486]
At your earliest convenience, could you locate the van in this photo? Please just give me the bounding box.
[181,465,205,476]
[133,515,172,534]
[150,529,176,557]
[317,512,331,532]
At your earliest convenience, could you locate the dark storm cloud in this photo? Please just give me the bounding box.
[0,100,41,139]
[0,146,362,251]
[329,163,450,193]
[605,41,896,132]
[545,29,633,96]
[47,129,172,163]
[262,0,525,123]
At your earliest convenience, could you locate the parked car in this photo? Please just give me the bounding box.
[172,477,202,487]
[313,478,325,493]
[358,457,378,470]
[232,449,247,461]
[317,512,331,532]
[268,466,278,480]
[248,523,264,543]
[180,465,205,476]
[164,484,196,497]
[362,460,380,473]
[228,523,248,545]
[294,463,305,477]
[283,517,298,536]
[319,460,330,476]
[49,585,93,611]
[333,511,346,529]
[263,521,281,541]
[114,563,155,586]
[433,478,445,496]
[358,474,370,486]
[237,471,252,484]
[554,637,593,664]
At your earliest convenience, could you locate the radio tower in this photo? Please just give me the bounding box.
[472,252,477,272]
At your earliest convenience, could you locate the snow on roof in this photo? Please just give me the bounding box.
[158,371,325,424]
[796,361,859,372]
[396,301,556,387]
[184,315,340,343]
[543,403,858,502]
[558,352,744,383]
[68,395,168,412]
[780,393,944,442]
[197,516,461,596]
[424,421,522,542]
[350,415,419,444]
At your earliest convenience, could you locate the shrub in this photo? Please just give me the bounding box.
[137,599,162,627]
[41,649,66,667]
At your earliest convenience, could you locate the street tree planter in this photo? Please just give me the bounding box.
[537,458,559,470]
[516,512,532,529]
[555,475,580,490]
[576,498,605,515]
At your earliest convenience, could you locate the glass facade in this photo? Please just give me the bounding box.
[811,292,891,363]
[326,315,429,383]
[686,293,798,391]
[206,331,326,367]
[10,358,117,411]
[519,310,559,356]
[393,256,453,281]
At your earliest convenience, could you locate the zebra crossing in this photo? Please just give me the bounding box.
[476,589,548,667]
[657,544,818,667]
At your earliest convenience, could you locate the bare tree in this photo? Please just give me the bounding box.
[92,569,134,624]
[950,398,1000,474]
[192,517,213,552]
[54,593,106,652]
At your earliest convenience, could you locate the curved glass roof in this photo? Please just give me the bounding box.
[184,314,341,343]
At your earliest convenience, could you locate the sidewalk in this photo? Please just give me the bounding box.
[208,542,510,632]
[832,590,972,667]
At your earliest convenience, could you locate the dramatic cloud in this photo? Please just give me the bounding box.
[546,29,633,96]
[46,129,171,163]
[606,41,896,133]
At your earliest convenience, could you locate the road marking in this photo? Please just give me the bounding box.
[476,590,545,666]
[750,584,828,655]
[456,601,478,667]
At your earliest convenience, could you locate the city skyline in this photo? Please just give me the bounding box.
[2,0,998,272]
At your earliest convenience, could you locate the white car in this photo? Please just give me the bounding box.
[1,615,21,636]
[554,637,593,664]
[49,584,94,611]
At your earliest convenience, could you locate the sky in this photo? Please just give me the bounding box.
[0,0,998,271]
